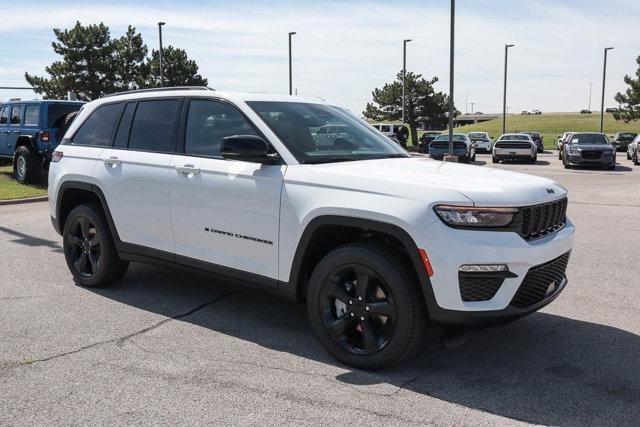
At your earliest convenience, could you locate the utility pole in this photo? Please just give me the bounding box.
[158,22,165,87]
[465,93,468,114]
[470,102,475,114]
[402,39,412,124]
[502,43,515,134]
[288,32,296,95]
[447,0,455,158]
[600,47,614,133]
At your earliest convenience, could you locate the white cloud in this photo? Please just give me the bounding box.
[1,0,639,114]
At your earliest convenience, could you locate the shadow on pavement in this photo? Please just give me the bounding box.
[87,263,640,425]
[0,225,62,252]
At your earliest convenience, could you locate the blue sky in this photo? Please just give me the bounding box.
[1,0,639,114]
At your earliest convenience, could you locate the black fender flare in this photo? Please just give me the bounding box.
[284,215,438,313]
[14,135,38,154]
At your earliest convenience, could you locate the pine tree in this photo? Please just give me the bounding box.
[141,46,208,88]
[613,55,640,122]
[112,25,147,91]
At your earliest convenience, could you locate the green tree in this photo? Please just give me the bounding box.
[363,71,452,146]
[613,55,640,122]
[112,25,147,91]
[140,46,208,88]
[26,22,114,100]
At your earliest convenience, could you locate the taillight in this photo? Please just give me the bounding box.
[51,151,63,163]
[41,131,50,143]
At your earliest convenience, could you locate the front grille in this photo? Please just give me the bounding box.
[580,150,602,160]
[519,197,567,240]
[495,142,531,149]
[459,274,504,301]
[510,252,570,308]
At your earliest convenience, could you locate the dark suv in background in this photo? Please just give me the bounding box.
[0,100,84,183]
[561,132,616,170]
[524,131,544,153]
[611,132,637,152]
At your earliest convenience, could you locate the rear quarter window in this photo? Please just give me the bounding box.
[24,105,40,126]
[70,103,124,147]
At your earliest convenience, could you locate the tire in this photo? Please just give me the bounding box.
[558,151,562,160]
[531,153,537,164]
[564,164,571,169]
[492,156,498,164]
[306,242,427,370]
[13,145,42,184]
[634,152,640,165]
[395,125,410,145]
[627,151,632,160]
[58,111,79,139]
[63,204,129,287]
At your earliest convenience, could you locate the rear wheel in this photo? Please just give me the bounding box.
[627,151,632,160]
[492,156,499,164]
[13,146,42,184]
[634,152,640,165]
[63,204,129,287]
[307,243,427,370]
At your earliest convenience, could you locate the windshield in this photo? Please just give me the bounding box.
[499,134,530,141]
[468,132,486,139]
[434,134,466,141]
[569,134,609,145]
[528,132,540,137]
[619,132,637,140]
[247,102,409,164]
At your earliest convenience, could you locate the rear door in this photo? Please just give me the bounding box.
[0,106,9,156]
[92,98,181,255]
[169,98,284,281]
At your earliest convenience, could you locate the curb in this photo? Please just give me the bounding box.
[0,196,48,206]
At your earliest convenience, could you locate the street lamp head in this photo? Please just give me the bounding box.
[158,22,165,26]
[404,39,412,43]
[605,47,614,51]
[506,44,515,48]
[289,31,297,36]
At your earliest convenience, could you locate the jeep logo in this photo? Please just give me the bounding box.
[546,188,555,194]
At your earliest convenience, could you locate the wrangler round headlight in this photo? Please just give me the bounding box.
[434,205,518,228]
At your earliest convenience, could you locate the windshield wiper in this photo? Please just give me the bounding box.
[376,153,410,159]
[304,156,358,164]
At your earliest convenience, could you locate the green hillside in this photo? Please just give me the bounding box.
[453,113,640,149]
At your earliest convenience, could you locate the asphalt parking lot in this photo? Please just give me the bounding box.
[1,152,639,424]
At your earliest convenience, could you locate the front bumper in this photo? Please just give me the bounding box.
[413,217,575,326]
[565,152,614,166]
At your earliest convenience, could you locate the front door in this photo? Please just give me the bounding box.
[7,105,21,154]
[0,106,9,156]
[170,99,284,282]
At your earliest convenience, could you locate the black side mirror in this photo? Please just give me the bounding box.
[221,135,278,163]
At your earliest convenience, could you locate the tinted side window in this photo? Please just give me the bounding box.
[113,103,136,148]
[184,100,258,157]
[72,103,124,146]
[24,105,40,126]
[0,107,7,125]
[129,99,180,153]
[10,106,21,125]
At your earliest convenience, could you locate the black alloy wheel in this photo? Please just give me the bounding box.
[65,215,101,278]
[318,264,397,355]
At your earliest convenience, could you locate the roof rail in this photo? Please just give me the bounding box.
[102,86,215,98]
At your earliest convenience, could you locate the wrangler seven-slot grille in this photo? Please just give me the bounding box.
[519,197,568,240]
[510,251,571,308]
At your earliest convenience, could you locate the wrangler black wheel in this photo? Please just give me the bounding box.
[307,243,426,370]
[63,204,128,287]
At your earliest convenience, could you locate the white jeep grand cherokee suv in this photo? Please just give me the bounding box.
[49,87,574,370]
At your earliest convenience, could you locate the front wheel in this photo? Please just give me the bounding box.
[306,243,427,370]
[13,146,42,184]
[492,156,498,164]
[558,151,562,160]
[63,204,129,287]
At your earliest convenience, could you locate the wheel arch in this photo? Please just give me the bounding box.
[55,181,120,243]
[14,135,38,153]
[286,215,433,304]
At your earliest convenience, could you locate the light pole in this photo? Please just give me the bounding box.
[465,93,468,114]
[447,0,455,157]
[158,22,165,87]
[402,39,412,124]
[588,82,594,111]
[288,32,296,95]
[600,47,614,133]
[470,102,475,114]
[502,43,515,135]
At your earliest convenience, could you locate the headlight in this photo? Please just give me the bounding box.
[568,146,580,154]
[434,205,518,228]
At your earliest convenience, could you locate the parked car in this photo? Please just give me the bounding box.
[314,125,350,147]
[606,107,620,113]
[371,123,410,146]
[524,131,544,153]
[561,132,616,170]
[610,132,638,152]
[0,99,84,183]
[580,110,592,114]
[521,110,530,115]
[557,132,574,159]
[49,87,574,370]
[428,134,476,163]
[531,109,542,115]
[626,134,640,165]
[492,133,537,164]
[467,131,493,153]
[417,131,441,153]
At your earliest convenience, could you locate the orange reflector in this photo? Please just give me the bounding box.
[419,249,434,277]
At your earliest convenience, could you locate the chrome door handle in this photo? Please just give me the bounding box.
[175,164,200,175]
[103,156,121,166]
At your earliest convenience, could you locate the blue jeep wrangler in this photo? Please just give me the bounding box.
[0,99,84,183]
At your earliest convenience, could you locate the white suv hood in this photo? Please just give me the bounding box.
[302,157,566,207]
